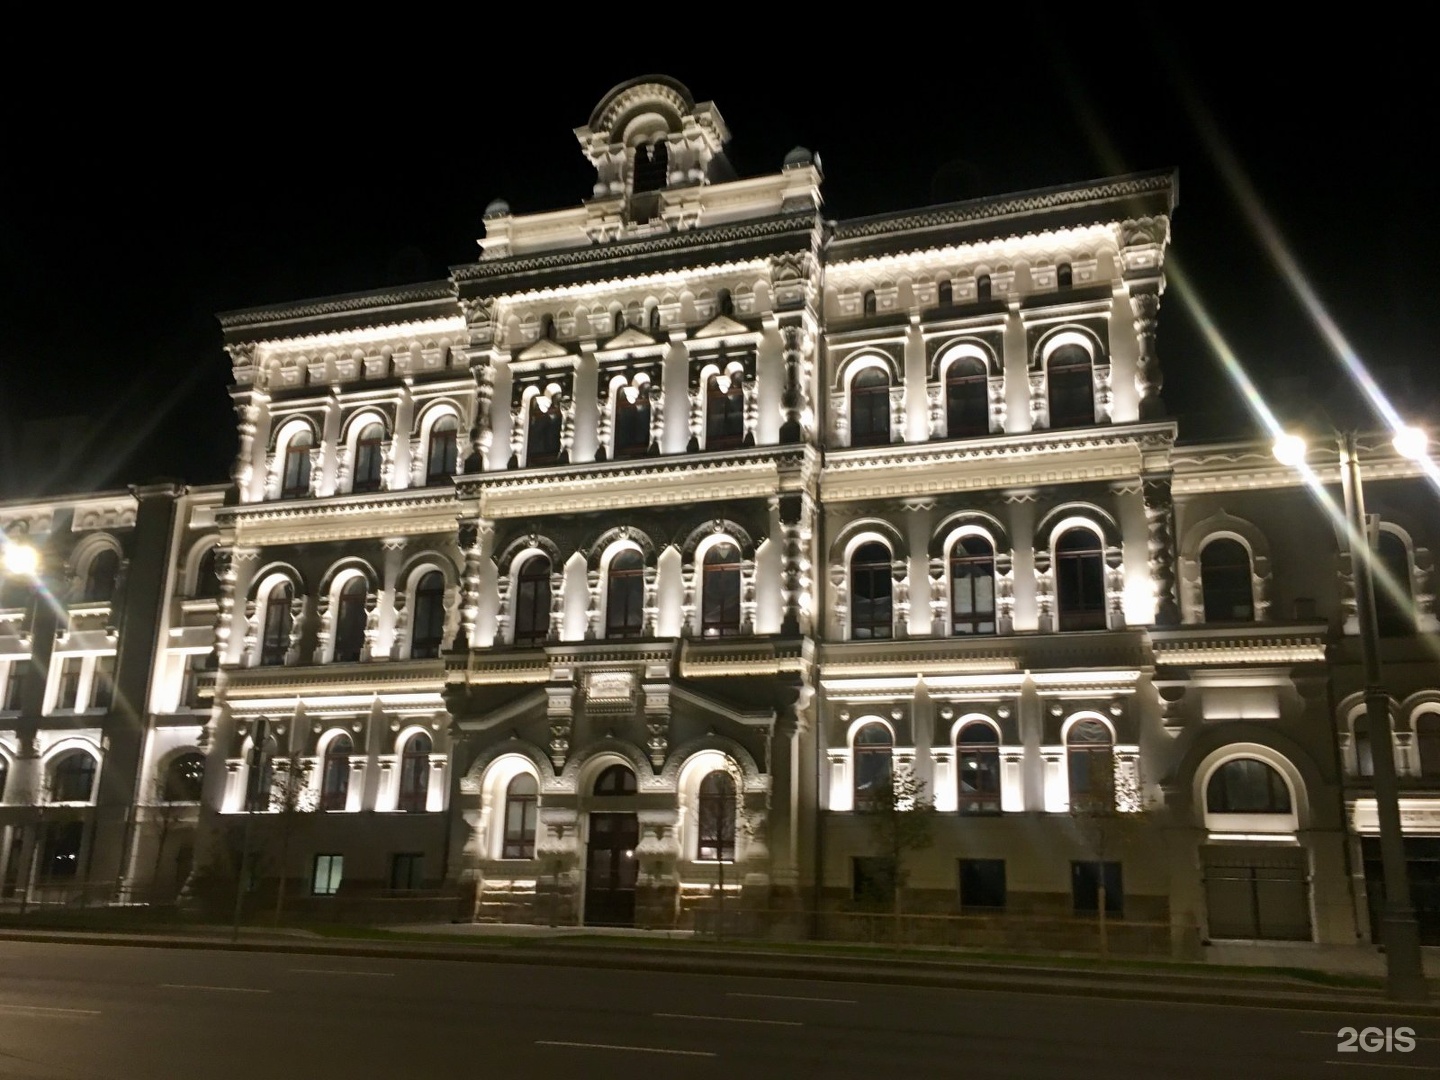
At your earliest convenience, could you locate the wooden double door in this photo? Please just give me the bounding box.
[584,812,639,927]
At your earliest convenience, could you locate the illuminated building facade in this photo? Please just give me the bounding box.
[1,76,1437,949]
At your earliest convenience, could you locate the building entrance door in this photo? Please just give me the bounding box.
[585,812,638,927]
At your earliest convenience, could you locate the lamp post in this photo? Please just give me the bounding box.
[1276,426,1429,1001]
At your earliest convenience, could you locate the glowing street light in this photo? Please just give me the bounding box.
[1274,428,1429,1002]
[1392,424,1429,462]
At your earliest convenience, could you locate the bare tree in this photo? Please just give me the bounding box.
[858,763,936,930]
[146,757,203,905]
[1068,749,1143,960]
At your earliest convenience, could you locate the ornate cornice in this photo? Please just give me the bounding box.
[1150,624,1328,665]
[831,170,1177,243]
[219,282,459,336]
[219,489,460,545]
[219,658,445,702]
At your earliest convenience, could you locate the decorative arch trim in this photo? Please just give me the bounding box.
[680,520,756,563]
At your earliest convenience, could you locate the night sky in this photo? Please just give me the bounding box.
[3,28,1434,500]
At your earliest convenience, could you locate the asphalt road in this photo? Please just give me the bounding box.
[1,941,1437,1079]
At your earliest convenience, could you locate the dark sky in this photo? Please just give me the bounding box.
[3,27,1434,499]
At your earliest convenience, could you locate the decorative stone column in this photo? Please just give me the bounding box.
[778,319,813,444]
[546,685,574,771]
[472,357,496,470]
[1028,370,1048,430]
[1143,477,1180,626]
[1130,289,1165,421]
[778,492,815,636]
[457,522,486,650]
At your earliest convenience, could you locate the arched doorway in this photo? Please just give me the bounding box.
[585,763,639,927]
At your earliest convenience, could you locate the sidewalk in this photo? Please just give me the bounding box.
[4,922,1439,1016]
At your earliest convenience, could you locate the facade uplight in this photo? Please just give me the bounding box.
[1392,424,1428,462]
[2,541,38,576]
[1272,433,1309,468]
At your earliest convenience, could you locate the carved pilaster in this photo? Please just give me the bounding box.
[361,592,381,661]
[408,436,426,488]
[1113,749,1141,813]
[644,684,669,768]
[379,437,396,490]
[1105,543,1126,630]
[778,493,814,635]
[739,557,756,635]
[307,445,322,497]
[888,384,906,444]
[472,357,495,469]
[508,403,526,470]
[311,594,332,665]
[1130,289,1165,421]
[926,384,944,439]
[548,569,564,643]
[242,597,259,665]
[995,551,1016,634]
[458,521,485,649]
[779,320,813,444]
[680,562,697,637]
[829,561,849,640]
[213,548,238,661]
[1034,546,1055,633]
[494,567,512,644]
[988,375,1007,434]
[585,569,602,639]
[928,556,947,635]
[1143,477,1180,626]
[1093,363,1114,424]
[232,397,263,499]
[642,564,659,636]
[1028,371,1048,430]
[391,585,409,660]
[742,378,759,447]
[647,383,664,456]
[547,685,574,770]
[891,558,910,639]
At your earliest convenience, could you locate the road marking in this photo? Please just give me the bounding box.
[290,969,395,977]
[727,992,857,1004]
[0,1003,100,1016]
[1323,1061,1440,1071]
[159,984,270,994]
[657,1012,802,1027]
[536,1040,715,1058]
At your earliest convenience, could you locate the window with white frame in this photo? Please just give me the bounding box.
[1066,720,1113,811]
[700,542,742,638]
[850,542,893,640]
[259,581,294,666]
[1055,528,1107,632]
[426,415,459,485]
[332,577,368,663]
[526,395,562,466]
[950,535,996,635]
[81,548,120,603]
[956,722,1001,814]
[945,356,989,439]
[48,749,97,803]
[605,549,645,640]
[1046,343,1095,429]
[352,422,385,493]
[705,371,745,450]
[513,556,551,646]
[613,384,652,459]
[398,732,432,812]
[697,770,737,861]
[849,367,891,447]
[1201,538,1254,622]
[853,722,893,806]
[1205,758,1291,814]
[410,571,445,659]
[502,773,538,858]
[280,429,313,499]
[320,734,352,811]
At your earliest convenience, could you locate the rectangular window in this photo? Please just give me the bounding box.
[312,854,344,896]
[958,859,1007,911]
[389,852,424,891]
[90,655,116,710]
[852,856,896,907]
[56,657,82,710]
[2,663,23,711]
[42,821,84,881]
[1071,860,1123,917]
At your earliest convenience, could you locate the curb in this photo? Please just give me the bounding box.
[5,930,1438,1017]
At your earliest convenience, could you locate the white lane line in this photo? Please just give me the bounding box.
[536,1040,715,1058]
[0,1003,100,1016]
[1322,1061,1440,1071]
[290,969,395,977]
[727,992,857,1004]
[657,1012,802,1027]
[159,984,270,994]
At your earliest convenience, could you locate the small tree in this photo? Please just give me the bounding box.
[147,756,204,905]
[1069,748,1143,960]
[268,757,315,925]
[858,763,936,933]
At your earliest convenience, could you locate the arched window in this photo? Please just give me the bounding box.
[513,556,552,646]
[162,752,205,802]
[259,583,294,667]
[320,735,352,812]
[849,367,891,447]
[701,543,742,638]
[540,313,556,341]
[613,386,651,459]
[426,416,459,485]
[957,723,1001,814]
[353,423,384,493]
[1354,716,1375,777]
[850,541,893,640]
[853,722,893,805]
[1057,262,1073,289]
[862,290,877,317]
[1046,344,1095,429]
[398,733,432,813]
[333,577,368,663]
[937,279,953,306]
[605,550,645,640]
[83,549,120,603]
[976,274,992,302]
[526,397,561,467]
[1374,531,1415,636]
[194,547,220,599]
[633,141,668,194]
[410,571,445,659]
[281,430,313,498]
[648,306,662,335]
[49,750,97,803]
[1206,758,1291,814]
[1201,539,1254,622]
[612,311,626,336]
[717,288,734,317]
[1067,720,1113,810]
[945,357,989,438]
[951,536,996,635]
[593,763,637,796]
[1056,528,1107,632]
[1417,714,1440,776]
[697,770,736,861]
[502,773,539,858]
[706,374,745,450]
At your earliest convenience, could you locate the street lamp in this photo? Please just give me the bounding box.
[1274,426,1430,1001]
[2,540,38,577]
